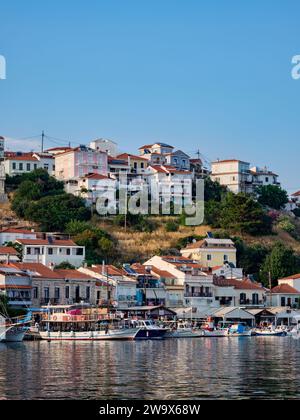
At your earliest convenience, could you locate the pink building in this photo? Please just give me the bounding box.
[54,145,108,180]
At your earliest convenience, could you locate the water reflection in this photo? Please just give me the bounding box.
[0,338,299,400]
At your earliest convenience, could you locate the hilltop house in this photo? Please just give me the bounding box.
[211,159,280,194]
[144,165,193,205]
[0,228,37,246]
[54,145,108,181]
[15,238,85,268]
[180,238,237,268]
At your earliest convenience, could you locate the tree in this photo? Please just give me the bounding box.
[219,192,273,235]
[204,178,227,202]
[54,261,76,270]
[260,242,300,286]
[256,185,289,210]
[234,238,269,279]
[24,194,90,231]
[203,200,222,227]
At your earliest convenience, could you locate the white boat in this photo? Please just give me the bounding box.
[291,315,300,340]
[227,323,252,337]
[165,322,204,338]
[39,327,140,341]
[0,314,30,343]
[202,328,229,337]
[254,326,287,337]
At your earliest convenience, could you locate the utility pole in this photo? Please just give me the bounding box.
[41,131,45,153]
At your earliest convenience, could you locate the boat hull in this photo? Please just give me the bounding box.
[202,329,228,337]
[0,327,27,342]
[39,328,140,341]
[166,329,204,338]
[134,328,168,340]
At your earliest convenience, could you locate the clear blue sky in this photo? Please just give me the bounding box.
[0,0,299,191]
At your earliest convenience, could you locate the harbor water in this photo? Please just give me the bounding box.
[0,337,300,400]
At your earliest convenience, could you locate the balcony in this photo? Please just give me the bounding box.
[184,292,213,298]
[239,299,264,306]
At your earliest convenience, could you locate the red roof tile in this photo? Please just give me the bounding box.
[16,239,77,246]
[0,247,18,255]
[271,284,300,294]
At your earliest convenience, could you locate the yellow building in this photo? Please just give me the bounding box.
[180,238,237,268]
[117,153,148,175]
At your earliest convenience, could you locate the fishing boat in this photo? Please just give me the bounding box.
[164,321,204,338]
[201,317,229,337]
[291,315,300,340]
[131,320,169,340]
[254,326,287,337]
[0,313,31,343]
[228,323,252,337]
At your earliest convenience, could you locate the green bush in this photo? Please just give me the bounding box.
[276,216,295,233]
[165,221,179,232]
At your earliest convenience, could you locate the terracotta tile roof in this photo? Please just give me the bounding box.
[89,265,124,277]
[292,191,300,197]
[0,285,32,290]
[214,277,264,291]
[0,247,18,255]
[150,266,176,279]
[0,228,36,234]
[184,240,205,249]
[6,155,38,162]
[271,284,300,294]
[279,273,300,280]
[46,147,72,152]
[54,269,97,280]
[82,173,111,180]
[211,159,250,164]
[16,239,78,246]
[117,153,148,161]
[11,262,62,279]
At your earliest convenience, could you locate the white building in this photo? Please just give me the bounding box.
[0,228,37,246]
[0,247,20,263]
[90,138,118,157]
[211,159,252,194]
[0,266,32,307]
[144,165,193,204]
[266,284,300,308]
[4,153,40,176]
[15,238,85,268]
[79,265,137,308]
[211,159,280,194]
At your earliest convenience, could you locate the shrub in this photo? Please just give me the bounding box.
[165,221,179,232]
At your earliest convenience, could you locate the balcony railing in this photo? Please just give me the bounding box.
[239,300,264,306]
[184,292,213,298]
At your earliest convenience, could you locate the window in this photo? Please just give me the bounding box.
[76,248,84,256]
[33,287,38,299]
[207,255,212,261]
[34,248,40,255]
[19,163,23,171]
[44,288,50,300]
[86,286,90,301]
[265,177,269,183]
[240,293,247,304]
[44,164,49,170]
[281,297,286,307]
[12,162,16,170]
[26,247,31,255]
[54,288,60,300]
[66,248,71,256]
[134,162,138,170]
[65,286,70,299]
[48,248,53,255]
[224,255,229,262]
[141,163,144,169]
[252,293,259,305]
[26,163,31,171]
[34,164,37,170]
